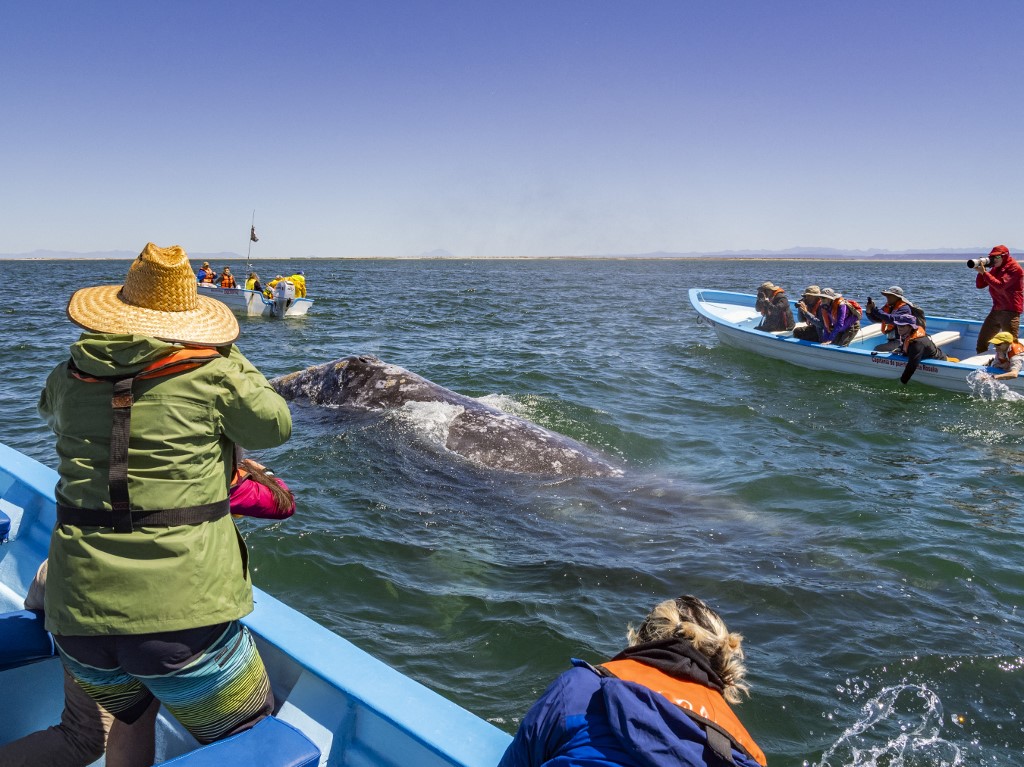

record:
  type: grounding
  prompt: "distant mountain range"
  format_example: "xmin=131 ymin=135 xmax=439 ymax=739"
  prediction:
xmin=0 ymin=247 xmax=1006 ymax=260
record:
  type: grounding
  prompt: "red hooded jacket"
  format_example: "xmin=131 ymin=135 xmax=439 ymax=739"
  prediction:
xmin=976 ymin=254 xmax=1024 ymax=313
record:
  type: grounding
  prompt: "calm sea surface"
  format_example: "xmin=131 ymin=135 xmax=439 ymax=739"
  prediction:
xmin=2 ymin=258 xmax=1021 ymax=767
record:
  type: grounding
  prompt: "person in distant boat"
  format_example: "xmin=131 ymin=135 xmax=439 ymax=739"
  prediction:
xmin=890 ymin=314 xmax=946 ymax=385
xmin=288 ymin=271 xmax=307 ymax=298
xmin=973 ymin=245 xmax=1023 ymax=353
xmin=817 ymin=288 xmax=860 ymax=347
xmin=246 ymin=272 xmax=262 ymax=293
xmin=218 ymin=266 xmax=236 ymax=289
xmin=865 ymin=286 xmax=923 ymax=352
xmin=793 ymin=284 xmax=824 ymax=341
xmin=196 ymin=261 xmax=216 ymax=284
xmin=754 ymin=281 xmax=795 ymax=332
xmin=498 ymin=595 xmax=766 ymax=767
xmin=986 ymin=331 xmax=1024 ymax=380
xmin=37 ymin=244 xmax=291 ymax=754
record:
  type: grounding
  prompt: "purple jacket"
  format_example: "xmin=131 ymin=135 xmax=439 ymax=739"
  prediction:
xmin=820 ymin=300 xmax=856 ymax=343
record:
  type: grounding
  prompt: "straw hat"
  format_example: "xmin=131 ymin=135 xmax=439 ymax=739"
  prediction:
xmin=66 ymin=243 xmax=240 ymax=347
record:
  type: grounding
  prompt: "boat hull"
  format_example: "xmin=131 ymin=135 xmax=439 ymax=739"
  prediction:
xmin=0 ymin=442 xmax=509 ymax=765
xmin=688 ymin=289 xmax=1023 ymax=395
xmin=199 ymin=285 xmax=314 ymax=318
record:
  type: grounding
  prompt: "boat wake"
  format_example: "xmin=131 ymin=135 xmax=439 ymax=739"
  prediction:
xmin=814 ymin=684 xmax=964 ymax=767
xmin=966 ymin=370 xmax=1024 ymax=401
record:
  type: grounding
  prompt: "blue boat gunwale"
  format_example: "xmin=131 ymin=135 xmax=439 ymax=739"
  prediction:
xmin=0 ymin=441 xmax=511 ymax=766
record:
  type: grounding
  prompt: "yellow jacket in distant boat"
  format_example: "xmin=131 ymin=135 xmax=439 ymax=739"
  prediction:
xmin=288 ymin=274 xmax=306 ymax=297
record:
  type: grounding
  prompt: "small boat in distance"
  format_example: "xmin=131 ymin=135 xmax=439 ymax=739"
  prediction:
xmin=689 ymin=289 xmax=1023 ymax=395
xmin=199 ymin=281 xmax=313 ymax=318
xmin=0 ymin=441 xmax=510 ymax=765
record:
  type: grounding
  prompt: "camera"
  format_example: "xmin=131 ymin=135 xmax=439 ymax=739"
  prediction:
xmin=967 ymin=257 xmax=991 ymax=269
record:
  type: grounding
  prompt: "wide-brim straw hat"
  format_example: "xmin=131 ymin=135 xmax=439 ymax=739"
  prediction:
xmin=66 ymin=243 xmax=239 ymax=347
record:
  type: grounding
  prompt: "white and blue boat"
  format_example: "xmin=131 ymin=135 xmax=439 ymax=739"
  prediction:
xmin=689 ymin=288 xmax=1024 ymax=394
xmin=199 ymin=283 xmax=313 ymax=318
xmin=0 ymin=441 xmax=510 ymax=766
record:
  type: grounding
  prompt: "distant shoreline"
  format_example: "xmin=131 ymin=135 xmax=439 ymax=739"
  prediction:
xmin=0 ymin=256 xmax=971 ymax=263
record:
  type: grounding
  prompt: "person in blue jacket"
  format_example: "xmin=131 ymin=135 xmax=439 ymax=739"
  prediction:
xmin=498 ymin=595 xmax=767 ymax=767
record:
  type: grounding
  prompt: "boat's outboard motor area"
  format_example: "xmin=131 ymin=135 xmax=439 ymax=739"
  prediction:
xmin=272 ymin=279 xmax=296 ymax=317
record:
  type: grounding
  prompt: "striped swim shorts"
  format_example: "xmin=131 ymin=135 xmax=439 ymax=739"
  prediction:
xmin=55 ymin=620 xmax=273 ymax=744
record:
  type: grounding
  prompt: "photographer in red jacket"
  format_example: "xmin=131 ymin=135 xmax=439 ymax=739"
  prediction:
xmin=974 ymin=244 xmax=1024 ymax=353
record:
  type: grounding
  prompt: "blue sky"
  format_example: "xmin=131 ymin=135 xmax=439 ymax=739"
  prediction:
xmin=2 ymin=1 xmax=1023 ymax=258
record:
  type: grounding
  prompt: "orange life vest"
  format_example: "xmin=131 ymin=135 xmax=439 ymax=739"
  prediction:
xmin=220 ymin=273 xmax=236 ymax=288
xmin=996 ymin=342 xmax=1024 ymax=364
xmin=200 ymin=269 xmax=216 ymax=284
xmin=880 ymin=299 xmax=907 ymax=334
xmin=900 ymin=326 xmax=927 ymax=354
xmin=599 ymin=659 xmax=767 ymax=767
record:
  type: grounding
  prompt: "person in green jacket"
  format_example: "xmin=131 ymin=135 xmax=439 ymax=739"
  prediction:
xmin=37 ymin=243 xmax=292 ymax=756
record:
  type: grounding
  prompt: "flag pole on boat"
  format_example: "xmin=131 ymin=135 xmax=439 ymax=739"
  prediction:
xmin=245 ymin=210 xmax=258 ymax=280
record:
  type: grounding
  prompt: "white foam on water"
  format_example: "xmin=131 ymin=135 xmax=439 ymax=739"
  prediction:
xmin=388 ymin=400 xmax=465 ymax=449
xmin=813 ymin=684 xmax=963 ymax=767
xmin=477 ymin=393 xmax=527 ymax=416
xmin=967 ymin=369 xmax=1024 ymax=401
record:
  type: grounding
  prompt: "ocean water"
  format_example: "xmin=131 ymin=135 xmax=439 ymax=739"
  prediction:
xmin=2 ymin=257 xmax=1021 ymax=767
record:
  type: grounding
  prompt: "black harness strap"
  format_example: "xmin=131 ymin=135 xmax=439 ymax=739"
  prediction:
xmin=57 ymin=500 xmax=230 ymax=533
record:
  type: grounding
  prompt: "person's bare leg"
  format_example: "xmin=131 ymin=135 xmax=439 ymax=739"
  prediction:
xmin=105 ymin=697 xmax=159 ymax=767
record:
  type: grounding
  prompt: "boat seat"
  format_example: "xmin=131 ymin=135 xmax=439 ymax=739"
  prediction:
xmin=930 ymin=331 xmax=961 ymax=347
xmin=957 ymin=354 xmax=994 ymax=367
xmin=159 ymin=716 xmax=320 ymax=767
xmin=853 ymin=323 xmax=884 ymax=342
xmin=0 ymin=609 xmax=56 ymax=672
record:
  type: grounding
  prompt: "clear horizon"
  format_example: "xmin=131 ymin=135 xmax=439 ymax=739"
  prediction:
xmin=3 ymin=2 xmax=1022 ymax=258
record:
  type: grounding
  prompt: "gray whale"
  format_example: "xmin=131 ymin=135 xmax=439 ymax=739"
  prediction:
xmin=271 ymin=355 xmax=622 ymax=478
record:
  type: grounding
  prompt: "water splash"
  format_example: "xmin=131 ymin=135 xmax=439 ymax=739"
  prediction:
xmin=966 ymin=370 xmax=1024 ymax=401
xmin=814 ymin=684 xmax=963 ymax=767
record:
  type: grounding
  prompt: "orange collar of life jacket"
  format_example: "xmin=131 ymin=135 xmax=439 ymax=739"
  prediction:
xmin=901 ymin=326 xmax=926 ymax=353
xmin=599 ymin=659 xmax=767 ymax=766
xmin=69 ymin=347 xmax=223 ymax=384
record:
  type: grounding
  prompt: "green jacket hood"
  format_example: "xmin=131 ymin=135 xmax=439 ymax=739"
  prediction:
xmin=70 ymin=333 xmax=191 ymax=376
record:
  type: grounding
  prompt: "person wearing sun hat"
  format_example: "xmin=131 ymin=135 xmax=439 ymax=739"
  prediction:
xmin=196 ymin=260 xmax=216 ymax=284
xmin=37 ymin=243 xmax=291 ymax=748
xmin=889 ymin=313 xmax=946 ymax=385
xmin=973 ymin=245 xmax=1024 ymax=353
xmin=987 ymin=330 xmax=1024 ymax=380
xmin=754 ymin=280 xmax=795 ymax=332
xmin=793 ymin=284 xmax=825 ymax=341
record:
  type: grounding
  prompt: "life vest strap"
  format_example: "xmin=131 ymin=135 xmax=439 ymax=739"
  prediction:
xmin=64 ymin=349 xmax=225 ymax=533
xmin=57 ymin=499 xmax=230 ymax=534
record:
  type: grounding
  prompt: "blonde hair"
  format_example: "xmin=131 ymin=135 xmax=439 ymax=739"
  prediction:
xmin=626 ymin=595 xmax=750 ymax=704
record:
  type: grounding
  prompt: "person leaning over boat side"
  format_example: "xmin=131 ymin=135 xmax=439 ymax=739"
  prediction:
xmin=890 ymin=314 xmax=946 ymax=385
xmin=754 ymin=281 xmax=795 ymax=332
xmin=245 ymin=271 xmax=262 ymax=293
xmin=817 ymin=288 xmax=860 ymax=347
xmin=218 ymin=265 xmax=236 ymax=289
xmin=37 ymin=243 xmax=291 ymax=753
xmin=973 ymin=245 xmax=1023 ymax=353
xmin=865 ymin=286 xmax=919 ymax=352
xmin=793 ymin=284 xmax=824 ymax=341
xmin=498 ymin=595 xmax=767 ymax=767
xmin=0 ymin=456 xmax=296 ymax=767
xmin=985 ymin=331 xmax=1024 ymax=380
xmin=289 ymin=271 xmax=307 ymax=297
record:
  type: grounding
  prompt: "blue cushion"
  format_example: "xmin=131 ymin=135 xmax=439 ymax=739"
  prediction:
xmin=0 ymin=609 xmax=55 ymax=671
xmin=160 ymin=717 xmax=320 ymax=767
